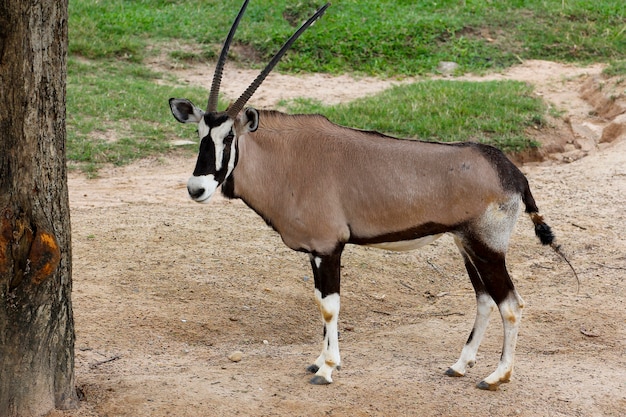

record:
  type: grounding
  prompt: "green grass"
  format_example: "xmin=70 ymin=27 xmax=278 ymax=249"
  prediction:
xmin=66 ymin=58 xmax=209 ymax=174
xmin=603 ymin=60 xmax=626 ymax=77
xmin=283 ymin=80 xmax=544 ymax=152
xmin=66 ymin=0 xmax=624 ymax=173
xmin=69 ymin=0 xmax=625 ymax=75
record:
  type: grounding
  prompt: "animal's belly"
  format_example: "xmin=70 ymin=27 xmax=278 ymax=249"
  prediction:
xmin=366 ymin=234 xmax=443 ymax=252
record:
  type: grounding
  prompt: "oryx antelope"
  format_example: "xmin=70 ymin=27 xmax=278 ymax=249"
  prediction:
xmin=170 ymin=0 xmax=567 ymax=390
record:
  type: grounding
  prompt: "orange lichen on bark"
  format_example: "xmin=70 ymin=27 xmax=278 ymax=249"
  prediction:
xmin=28 ymin=229 xmax=60 ymax=284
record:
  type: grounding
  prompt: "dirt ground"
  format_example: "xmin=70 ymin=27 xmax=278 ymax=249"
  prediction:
xmin=54 ymin=61 xmax=625 ymax=417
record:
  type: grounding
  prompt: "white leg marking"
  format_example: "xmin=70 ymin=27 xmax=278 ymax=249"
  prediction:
xmin=448 ymin=293 xmax=496 ymax=377
xmin=312 ymin=289 xmax=340 ymax=384
xmin=479 ymin=292 xmax=524 ymax=390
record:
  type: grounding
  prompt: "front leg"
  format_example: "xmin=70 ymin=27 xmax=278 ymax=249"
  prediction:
xmin=307 ymin=249 xmax=342 ymax=385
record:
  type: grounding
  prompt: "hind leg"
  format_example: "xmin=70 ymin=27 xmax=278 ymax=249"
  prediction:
xmin=452 ymin=237 xmax=525 ymax=390
xmin=445 ymin=247 xmax=497 ymax=378
xmin=478 ymin=289 xmax=524 ymax=390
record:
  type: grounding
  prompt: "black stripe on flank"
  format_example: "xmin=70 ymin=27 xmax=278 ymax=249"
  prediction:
xmin=348 ymin=222 xmax=463 ymax=246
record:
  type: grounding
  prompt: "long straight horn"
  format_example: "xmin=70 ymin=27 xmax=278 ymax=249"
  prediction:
xmin=227 ymin=3 xmax=330 ymax=118
xmin=207 ymin=0 xmax=251 ymax=112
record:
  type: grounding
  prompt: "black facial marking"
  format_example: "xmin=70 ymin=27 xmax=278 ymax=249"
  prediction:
xmin=214 ymin=133 xmax=235 ymax=184
xmin=192 ymin=112 xmax=238 ymax=182
xmin=193 ymin=135 xmax=216 ymax=177
xmin=221 ymin=166 xmax=236 ymax=198
xmin=205 ymin=112 xmax=230 ymax=128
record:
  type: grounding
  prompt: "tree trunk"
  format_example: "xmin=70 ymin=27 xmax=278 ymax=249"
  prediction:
xmin=0 ymin=0 xmax=77 ymax=415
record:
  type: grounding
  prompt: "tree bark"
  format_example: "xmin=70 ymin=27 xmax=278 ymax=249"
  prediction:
xmin=0 ymin=0 xmax=77 ymax=415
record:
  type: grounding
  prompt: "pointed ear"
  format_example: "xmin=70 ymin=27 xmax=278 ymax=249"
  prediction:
xmin=169 ymin=98 xmax=205 ymax=124
xmin=241 ymin=107 xmax=259 ymax=132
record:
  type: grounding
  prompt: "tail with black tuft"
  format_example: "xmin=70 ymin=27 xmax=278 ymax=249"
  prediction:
xmin=522 ymin=182 xmax=554 ymax=246
xmin=530 ymin=212 xmax=555 ymax=246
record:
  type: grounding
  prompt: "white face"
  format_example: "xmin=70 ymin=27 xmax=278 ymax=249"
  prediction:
xmin=186 ymin=115 xmax=237 ymax=203
xmin=170 ymin=98 xmax=258 ymax=203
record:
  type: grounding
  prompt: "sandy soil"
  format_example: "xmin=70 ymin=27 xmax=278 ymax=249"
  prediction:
xmin=54 ymin=61 xmax=625 ymax=417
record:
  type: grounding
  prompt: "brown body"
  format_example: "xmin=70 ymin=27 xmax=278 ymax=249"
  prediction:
xmin=227 ymin=111 xmax=530 ymax=254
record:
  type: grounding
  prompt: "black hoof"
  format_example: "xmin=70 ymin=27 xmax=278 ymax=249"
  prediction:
xmin=476 ymin=380 xmax=499 ymax=391
xmin=306 ymin=364 xmax=319 ymax=374
xmin=445 ymin=368 xmax=463 ymax=377
xmin=310 ymin=375 xmax=331 ymax=385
